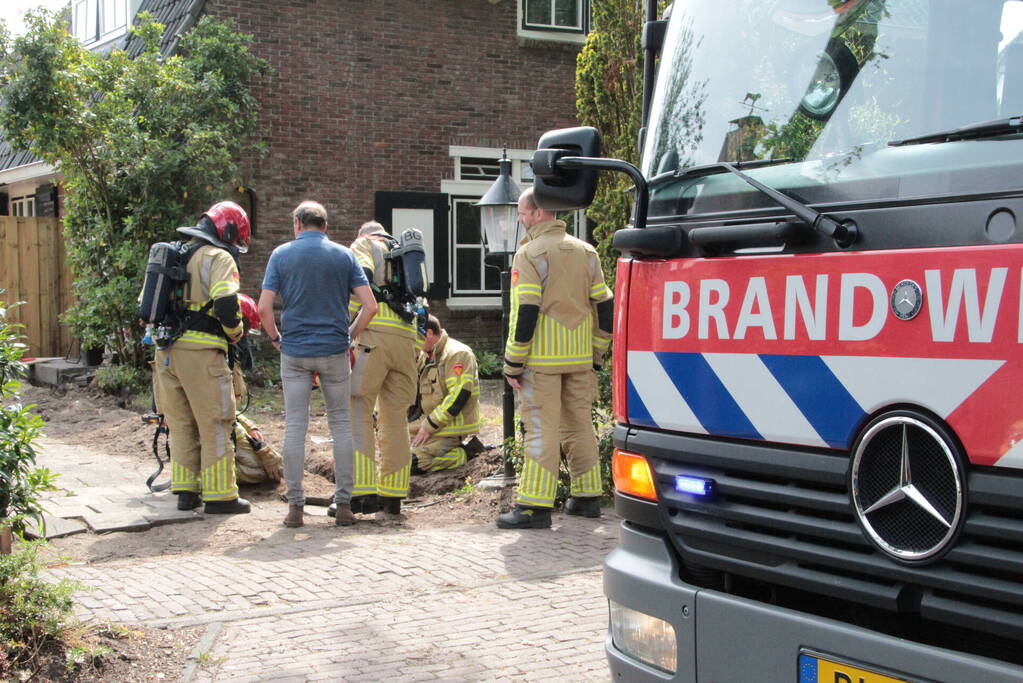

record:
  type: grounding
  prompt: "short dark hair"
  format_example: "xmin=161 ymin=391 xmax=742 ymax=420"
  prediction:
xmin=293 ymin=201 xmax=327 ymax=229
xmin=425 ymin=314 xmax=442 ymax=335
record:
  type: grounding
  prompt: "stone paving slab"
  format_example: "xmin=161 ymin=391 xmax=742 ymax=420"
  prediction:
xmin=24 ymin=513 xmax=89 ymax=540
xmin=35 ymin=438 xmax=204 ymax=534
xmin=81 ymin=512 xmax=152 ymax=534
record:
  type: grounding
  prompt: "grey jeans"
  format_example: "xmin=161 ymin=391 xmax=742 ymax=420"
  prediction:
xmin=280 ymin=352 xmax=353 ymax=506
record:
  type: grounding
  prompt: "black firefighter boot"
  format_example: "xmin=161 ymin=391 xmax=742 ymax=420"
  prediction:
xmin=330 ymin=494 xmax=379 ymax=517
xmin=204 ymin=497 xmax=251 ymax=514
xmin=496 ymin=505 xmax=552 ymax=530
xmin=565 ymin=496 xmax=602 ymax=518
xmin=176 ymin=491 xmax=201 ymax=511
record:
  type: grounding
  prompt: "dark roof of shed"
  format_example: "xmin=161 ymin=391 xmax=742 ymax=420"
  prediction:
xmin=0 ymin=0 xmax=206 ymax=174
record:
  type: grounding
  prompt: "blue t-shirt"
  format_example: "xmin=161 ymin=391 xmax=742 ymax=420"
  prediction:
xmin=261 ymin=231 xmax=369 ymax=358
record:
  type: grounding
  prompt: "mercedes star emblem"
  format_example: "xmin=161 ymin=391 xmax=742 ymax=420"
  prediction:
xmin=851 ymin=415 xmax=964 ymax=563
xmin=890 ymin=279 xmax=923 ymax=320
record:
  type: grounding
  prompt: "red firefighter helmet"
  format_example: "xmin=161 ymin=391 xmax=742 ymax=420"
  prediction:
xmin=238 ymin=293 xmax=260 ymax=331
xmin=177 ymin=201 xmax=251 ymax=253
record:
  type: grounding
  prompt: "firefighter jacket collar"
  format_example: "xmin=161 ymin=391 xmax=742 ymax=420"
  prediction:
xmin=427 ymin=331 xmax=450 ymax=362
xmin=522 ymin=219 xmax=567 ymax=245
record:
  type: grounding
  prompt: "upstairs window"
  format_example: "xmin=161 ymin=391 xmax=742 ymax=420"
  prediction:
xmin=73 ymin=0 xmax=130 ymax=47
xmin=523 ymin=0 xmax=586 ymax=32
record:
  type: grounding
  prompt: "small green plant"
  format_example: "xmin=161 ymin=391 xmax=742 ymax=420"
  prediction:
xmin=452 ymin=480 xmax=475 ymax=496
xmin=0 ymin=542 xmax=78 ymax=678
xmin=474 ymin=348 xmax=502 ymax=379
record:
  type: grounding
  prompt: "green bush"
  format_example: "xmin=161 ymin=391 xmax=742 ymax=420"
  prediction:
xmin=474 ymin=349 xmax=502 ymax=379
xmin=94 ymin=363 xmax=149 ymax=397
xmin=0 ymin=298 xmax=56 ymax=537
xmin=0 ymin=542 xmax=78 ymax=678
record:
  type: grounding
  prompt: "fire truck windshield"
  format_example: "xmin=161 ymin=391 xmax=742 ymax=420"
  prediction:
xmin=644 ymin=0 xmax=1023 ymax=218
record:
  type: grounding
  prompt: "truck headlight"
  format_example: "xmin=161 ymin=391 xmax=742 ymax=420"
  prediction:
xmin=609 ymin=601 xmax=677 ymax=674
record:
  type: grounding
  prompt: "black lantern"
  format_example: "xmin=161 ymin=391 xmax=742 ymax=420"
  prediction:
xmin=475 ymin=150 xmax=523 ymax=255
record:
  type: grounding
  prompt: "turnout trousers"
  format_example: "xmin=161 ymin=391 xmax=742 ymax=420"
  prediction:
xmin=154 ymin=346 xmax=238 ymax=502
xmin=350 ymin=329 xmax=417 ymax=499
xmin=414 ymin=434 xmax=467 ymax=472
xmin=515 ymin=368 xmax=603 ymax=508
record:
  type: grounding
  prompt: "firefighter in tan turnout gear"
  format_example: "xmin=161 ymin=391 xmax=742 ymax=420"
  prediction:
xmin=154 ymin=201 xmax=253 ymax=514
xmin=410 ymin=315 xmax=480 ymax=473
xmin=344 ymin=221 xmax=420 ymax=520
xmin=497 ymin=188 xmax=613 ymax=529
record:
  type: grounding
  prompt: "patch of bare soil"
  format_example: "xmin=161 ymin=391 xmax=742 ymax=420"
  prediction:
xmin=18 ymin=624 xmax=202 ymax=683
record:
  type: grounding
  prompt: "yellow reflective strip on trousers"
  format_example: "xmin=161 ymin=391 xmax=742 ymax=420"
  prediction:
xmin=432 ymin=447 xmax=466 ymax=470
xmin=172 ymin=462 xmax=199 ymax=491
xmin=571 ymin=462 xmax=603 ymax=496
xmin=379 ymin=465 xmax=410 ymax=497
xmin=517 ymin=458 xmax=556 ymax=507
xmin=353 ymin=450 xmax=377 ymax=495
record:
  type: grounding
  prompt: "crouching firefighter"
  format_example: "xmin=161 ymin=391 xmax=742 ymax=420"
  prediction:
xmin=496 ymin=188 xmax=614 ymax=530
xmin=139 ymin=201 xmax=254 ymax=514
xmin=409 ymin=315 xmax=481 ymax=473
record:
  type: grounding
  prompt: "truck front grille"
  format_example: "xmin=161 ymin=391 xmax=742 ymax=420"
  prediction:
xmin=629 ymin=428 xmax=1023 ymax=643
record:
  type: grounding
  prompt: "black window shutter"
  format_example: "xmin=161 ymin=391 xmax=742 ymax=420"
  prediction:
xmin=374 ymin=191 xmax=450 ymax=300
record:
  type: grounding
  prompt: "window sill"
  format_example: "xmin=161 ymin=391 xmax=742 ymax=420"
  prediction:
xmin=516 ymin=28 xmax=586 ymax=46
xmin=444 ymin=297 xmax=503 ymax=310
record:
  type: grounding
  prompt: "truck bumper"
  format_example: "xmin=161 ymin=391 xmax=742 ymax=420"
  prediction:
xmin=604 ymin=522 xmax=1022 ymax=682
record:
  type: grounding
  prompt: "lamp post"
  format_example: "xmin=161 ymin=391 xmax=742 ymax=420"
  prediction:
xmin=475 ymin=150 xmax=524 ymax=480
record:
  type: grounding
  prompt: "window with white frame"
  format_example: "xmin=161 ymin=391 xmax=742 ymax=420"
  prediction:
xmin=520 ymin=0 xmax=588 ymax=37
xmin=442 ymin=147 xmax=586 ymax=301
xmin=73 ymin=0 xmax=130 ymax=46
xmin=10 ymin=196 xmax=36 ymax=217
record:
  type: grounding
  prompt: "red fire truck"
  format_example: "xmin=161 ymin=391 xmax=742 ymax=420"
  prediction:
xmin=532 ymin=0 xmax=1023 ymax=680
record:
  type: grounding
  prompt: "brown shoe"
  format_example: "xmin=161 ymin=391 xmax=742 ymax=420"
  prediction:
xmin=334 ymin=503 xmax=355 ymax=526
xmin=283 ymin=504 xmax=304 ymax=528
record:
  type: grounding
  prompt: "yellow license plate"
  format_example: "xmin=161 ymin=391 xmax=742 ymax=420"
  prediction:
xmin=799 ymin=651 xmax=914 ymax=683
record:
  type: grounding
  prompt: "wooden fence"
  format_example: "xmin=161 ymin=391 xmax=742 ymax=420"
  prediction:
xmin=0 ymin=217 xmax=74 ymax=358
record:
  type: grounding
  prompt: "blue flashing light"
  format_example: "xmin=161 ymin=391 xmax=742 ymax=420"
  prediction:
xmin=675 ymin=475 xmax=714 ymax=496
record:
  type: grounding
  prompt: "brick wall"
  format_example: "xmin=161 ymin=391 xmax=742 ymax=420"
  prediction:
xmin=202 ymin=0 xmax=579 ymax=347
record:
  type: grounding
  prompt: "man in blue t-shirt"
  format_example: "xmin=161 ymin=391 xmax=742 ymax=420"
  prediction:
xmin=258 ymin=201 xmax=377 ymax=528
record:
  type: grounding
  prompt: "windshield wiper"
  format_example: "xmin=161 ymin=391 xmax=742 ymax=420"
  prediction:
xmin=649 ymin=157 xmax=793 ymax=187
xmin=650 ymin=158 xmax=856 ymax=246
xmin=889 ymin=116 xmax=1023 ymax=147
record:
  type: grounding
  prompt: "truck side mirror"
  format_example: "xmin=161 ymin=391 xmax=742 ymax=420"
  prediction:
xmin=531 ymin=126 xmax=602 ymax=211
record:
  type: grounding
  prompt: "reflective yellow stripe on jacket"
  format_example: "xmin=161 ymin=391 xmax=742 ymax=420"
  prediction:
xmin=429 ymin=374 xmax=480 ymax=436
xmin=350 ymin=299 xmax=420 ymax=347
xmin=179 ymin=302 xmax=229 ymax=351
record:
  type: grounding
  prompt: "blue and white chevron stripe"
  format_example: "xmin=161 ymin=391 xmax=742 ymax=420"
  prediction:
xmin=626 ymin=351 xmax=1003 ymax=449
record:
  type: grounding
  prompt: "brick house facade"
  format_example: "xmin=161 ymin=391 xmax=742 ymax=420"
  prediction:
xmin=0 ymin=0 xmax=584 ymax=353
xmin=205 ymin=0 xmax=583 ymax=352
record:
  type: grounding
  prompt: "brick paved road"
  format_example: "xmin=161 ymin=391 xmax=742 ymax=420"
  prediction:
xmin=42 ymin=441 xmax=619 ymax=681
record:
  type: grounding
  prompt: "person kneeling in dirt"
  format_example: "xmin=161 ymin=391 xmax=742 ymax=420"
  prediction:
xmin=409 ymin=315 xmax=481 ymax=474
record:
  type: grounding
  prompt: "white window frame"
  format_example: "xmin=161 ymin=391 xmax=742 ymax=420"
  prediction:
xmin=517 ymin=0 xmax=588 ymax=44
xmin=10 ymin=196 xmax=36 ymax=217
xmin=441 ymin=146 xmax=585 ymax=307
xmin=73 ymin=0 xmax=134 ymax=49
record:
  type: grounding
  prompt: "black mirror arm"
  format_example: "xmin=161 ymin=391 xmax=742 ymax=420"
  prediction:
xmin=554 ymin=156 xmax=649 ymax=231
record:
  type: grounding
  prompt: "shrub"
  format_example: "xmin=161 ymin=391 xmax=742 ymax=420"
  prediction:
xmin=94 ymin=363 xmax=149 ymax=398
xmin=0 ymin=542 xmax=78 ymax=678
xmin=474 ymin=349 xmax=502 ymax=380
xmin=0 ymin=298 xmax=56 ymax=538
